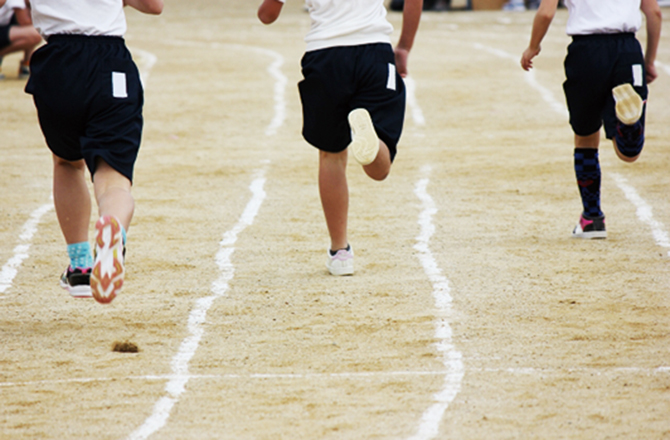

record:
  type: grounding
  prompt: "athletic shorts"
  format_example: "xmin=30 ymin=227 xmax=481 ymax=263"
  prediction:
xmin=25 ymin=34 xmax=144 ymax=182
xmin=298 ymin=43 xmax=405 ymax=161
xmin=563 ymin=33 xmax=647 ymax=139
xmin=0 ymin=16 xmax=18 ymax=50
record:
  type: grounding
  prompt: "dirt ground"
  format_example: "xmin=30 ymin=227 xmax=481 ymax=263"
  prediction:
xmin=1 ymin=1 xmax=669 ymax=439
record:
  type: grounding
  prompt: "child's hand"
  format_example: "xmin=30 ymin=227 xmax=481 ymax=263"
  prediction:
xmin=521 ymin=46 xmax=540 ymax=71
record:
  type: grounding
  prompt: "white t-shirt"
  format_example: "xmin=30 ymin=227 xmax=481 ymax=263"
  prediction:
xmin=564 ymin=0 xmax=641 ymax=35
xmin=30 ymin=0 xmax=126 ymax=38
xmin=0 ymin=0 xmax=26 ymax=26
xmin=299 ymin=0 xmax=393 ymax=52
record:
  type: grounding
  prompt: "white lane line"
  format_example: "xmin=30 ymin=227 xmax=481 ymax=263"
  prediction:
xmin=131 ymin=48 xmax=158 ymax=86
xmin=475 ymin=42 xmax=670 ymax=254
xmin=404 ymin=75 xmax=426 ymax=127
xmin=4 ymin=366 xmax=669 ymax=388
xmin=409 ymin=165 xmax=464 ymax=440
xmin=612 ymin=173 xmax=670 ymax=257
xmin=473 ymin=42 xmax=568 ymax=118
xmin=656 ymin=61 xmax=670 ymax=77
xmin=127 ymin=169 xmax=267 ymax=440
xmin=167 ymin=40 xmax=287 ymax=136
xmin=0 ymin=203 xmax=53 ymax=295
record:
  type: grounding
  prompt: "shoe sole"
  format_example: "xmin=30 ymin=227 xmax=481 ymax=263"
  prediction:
xmin=572 ymin=230 xmax=607 ymax=240
xmin=91 ymin=216 xmax=125 ymax=304
xmin=348 ymin=109 xmax=379 ymax=166
xmin=59 ymin=279 xmax=93 ymax=298
xmin=613 ymin=84 xmax=644 ymax=125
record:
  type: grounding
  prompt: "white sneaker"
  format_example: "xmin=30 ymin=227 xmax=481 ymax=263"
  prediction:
xmin=348 ymin=109 xmax=379 ymax=166
xmin=91 ymin=215 xmax=125 ymax=304
xmin=326 ymin=246 xmax=354 ymax=276
xmin=613 ymin=83 xmax=644 ymax=126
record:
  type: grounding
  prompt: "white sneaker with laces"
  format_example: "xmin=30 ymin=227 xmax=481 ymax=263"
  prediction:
xmin=326 ymin=246 xmax=354 ymax=276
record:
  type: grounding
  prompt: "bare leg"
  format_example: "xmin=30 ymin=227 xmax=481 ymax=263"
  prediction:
xmin=52 ymin=155 xmax=91 ymax=245
xmin=319 ymin=149 xmax=348 ymax=251
xmin=362 ymin=141 xmax=391 ymax=181
xmin=93 ymin=158 xmax=134 ymax=232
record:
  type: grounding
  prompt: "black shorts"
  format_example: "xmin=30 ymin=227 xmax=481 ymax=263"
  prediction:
xmin=25 ymin=34 xmax=144 ymax=182
xmin=0 ymin=15 xmax=17 ymax=50
xmin=563 ymin=33 xmax=647 ymax=139
xmin=298 ymin=43 xmax=405 ymax=161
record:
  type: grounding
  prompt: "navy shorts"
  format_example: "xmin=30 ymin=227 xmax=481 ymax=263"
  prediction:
xmin=563 ymin=33 xmax=647 ymax=139
xmin=298 ymin=43 xmax=405 ymax=161
xmin=25 ymin=35 xmax=144 ymax=182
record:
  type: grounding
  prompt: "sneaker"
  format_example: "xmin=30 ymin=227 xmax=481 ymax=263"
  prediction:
xmin=572 ymin=214 xmax=607 ymax=239
xmin=91 ymin=215 xmax=125 ymax=304
xmin=326 ymin=246 xmax=354 ymax=276
xmin=613 ymin=83 xmax=644 ymax=126
xmin=18 ymin=62 xmax=29 ymax=80
xmin=348 ymin=108 xmax=379 ymax=166
xmin=59 ymin=266 xmax=93 ymax=298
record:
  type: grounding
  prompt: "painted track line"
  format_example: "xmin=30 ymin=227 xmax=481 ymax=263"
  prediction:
xmin=127 ymin=169 xmax=267 ymax=440
xmin=475 ymin=42 xmax=670 ymax=255
xmin=409 ymin=166 xmax=464 ymax=440
xmin=0 ymin=203 xmax=53 ymax=295
xmin=4 ymin=366 xmax=669 ymax=389
xmin=612 ymin=173 xmax=670 ymax=257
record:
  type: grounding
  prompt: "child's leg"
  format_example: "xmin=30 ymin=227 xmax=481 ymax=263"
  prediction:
xmin=362 ymin=142 xmax=391 ymax=181
xmin=90 ymin=158 xmax=132 ymax=304
xmin=93 ymin=158 xmax=134 ymax=233
xmin=319 ymin=149 xmax=349 ymax=251
xmin=612 ymin=84 xmax=645 ymax=163
xmin=573 ymin=133 xmax=603 ymax=218
xmin=52 ymin=155 xmax=91 ymax=245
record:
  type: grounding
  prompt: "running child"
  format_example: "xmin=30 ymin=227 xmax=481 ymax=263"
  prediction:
xmin=521 ymin=0 xmax=662 ymax=239
xmin=25 ymin=0 xmax=164 ymax=303
xmin=258 ymin=0 xmax=423 ymax=275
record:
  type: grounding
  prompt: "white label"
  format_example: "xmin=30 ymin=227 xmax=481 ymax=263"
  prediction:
xmin=632 ymin=64 xmax=643 ymax=87
xmin=112 ymin=71 xmax=128 ymax=99
xmin=386 ymin=63 xmax=396 ymax=91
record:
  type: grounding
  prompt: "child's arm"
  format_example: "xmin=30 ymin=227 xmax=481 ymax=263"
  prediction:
xmin=123 ymin=0 xmax=164 ymax=15
xmin=14 ymin=5 xmax=33 ymax=25
xmin=640 ymin=0 xmax=662 ymax=84
xmin=0 ymin=0 xmax=6 ymax=8
xmin=521 ymin=0 xmax=559 ymax=71
xmin=394 ymin=0 xmax=422 ymax=78
xmin=258 ymin=0 xmax=284 ymax=25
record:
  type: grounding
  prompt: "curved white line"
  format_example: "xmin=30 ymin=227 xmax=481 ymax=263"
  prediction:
xmin=404 ymin=75 xmax=426 ymax=126
xmin=656 ymin=61 xmax=670 ymax=77
xmin=611 ymin=173 xmax=670 ymax=256
xmin=0 ymin=203 xmax=53 ymax=295
xmin=127 ymin=169 xmax=267 ymax=440
xmin=166 ymin=40 xmax=287 ymax=137
xmin=408 ymin=165 xmax=464 ymax=440
xmin=131 ymin=48 xmax=158 ymax=86
xmin=473 ymin=43 xmax=568 ymax=118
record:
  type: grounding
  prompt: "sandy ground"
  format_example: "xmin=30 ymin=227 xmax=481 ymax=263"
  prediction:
xmin=1 ymin=1 xmax=669 ymax=439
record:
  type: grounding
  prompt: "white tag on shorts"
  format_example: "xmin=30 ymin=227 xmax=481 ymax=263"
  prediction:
xmin=386 ymin=63 xmax=396 ymax=91
xmin=112 ymin=71 xmax=128 ymax=99
xmin=632 ymin=64 xmax=643 ymax=87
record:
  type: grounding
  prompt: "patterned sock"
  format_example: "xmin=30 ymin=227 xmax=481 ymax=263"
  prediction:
xmin=615 ymin=120 xmax=645 ymax=158
xmin=67 ymin=241 xmax=93 ymax=269
xmin=574 ymin=148 xmax=603 ymax=218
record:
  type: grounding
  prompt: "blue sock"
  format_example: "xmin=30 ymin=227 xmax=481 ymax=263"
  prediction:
xmin=615 ymin=120 xmax=645 ymax=158
xmin=121 ymin=226 xmax=127 ymax=245
xmin=574 ymin=148 xmax=603 ymax=218
xmin=67 ymin=242 xmax=93 ymax=269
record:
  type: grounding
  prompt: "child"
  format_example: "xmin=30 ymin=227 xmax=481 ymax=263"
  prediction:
xmin=521 ymin=0 xmax=662 ymax=239
xmin=0 ymin=0 xmax=41 ymax=79
xmin=25 ymin=0 xmax=163 ymax=303
xmin=258 ymin=0 xmax=423 ymax=275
